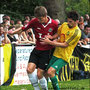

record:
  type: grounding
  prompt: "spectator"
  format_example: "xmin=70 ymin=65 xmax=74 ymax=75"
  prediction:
xmin=15 ymin=20 xmax=23 ymax=29
xmin=78 ymin=16 xmax=84 ymax=30
xmin=79 ymin=16 xmax=84 ymax=25
xmin=2 ymin=15 xmax=11 ymax=26
xmin=84 ymin=14 xmax=90 ymax=25
xmin=84 ymin=25 xmax=90 ymax=40
xmin=8 ymin=25 xmax=19 ymax=43
xmin=0 ymin=24 xmax=10 ymax=45
xmin=78 ymin=25 xmax=90 ymax=46
xmin=10 ymin=20 xmax=15 ymax=26
xmin=25 ymin=16 xmax=30 ymax=21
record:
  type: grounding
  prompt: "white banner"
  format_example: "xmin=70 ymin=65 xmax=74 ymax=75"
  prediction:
xmin=13 ymin=45 xmax=35 ymax=85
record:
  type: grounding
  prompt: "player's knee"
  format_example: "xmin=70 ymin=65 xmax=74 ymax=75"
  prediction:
xmin=27 ymin=67 xmax=35 ymax=74
xmin=47 ymin=70 xmax=52 ymax=77
xmin=37 ymin=72 xmax=43 ymax=79
xmin=47 ymin=68 xmax=55 ymax=77
xmin=27 ymin=63 xmax=36 ymax=74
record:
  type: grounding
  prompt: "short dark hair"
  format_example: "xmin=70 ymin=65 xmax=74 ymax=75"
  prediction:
xmin=34 ymin=6 xmax=47 ymax=17
xmin=67 ymin=11 xmax=79 ymax=21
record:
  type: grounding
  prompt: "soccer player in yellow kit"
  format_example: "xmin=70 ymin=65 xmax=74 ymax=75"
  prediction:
xmin=41 ymin=11 xmax=81 ymax=90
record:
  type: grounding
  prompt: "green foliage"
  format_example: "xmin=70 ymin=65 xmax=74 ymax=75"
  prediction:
xmin=65 ymin=0 xmax=90 ymax=16
xmin=0 ymin=0 xmax=89 ymax=22
xmin=0 ymin=0 xmax=44 ymax=22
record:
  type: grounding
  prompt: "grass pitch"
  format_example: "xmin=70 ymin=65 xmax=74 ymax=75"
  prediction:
xmin=0 ymin=79 xmax=90 ymax=90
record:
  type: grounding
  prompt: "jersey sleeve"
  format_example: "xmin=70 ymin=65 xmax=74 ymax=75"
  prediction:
xmin=53 ymin=21 xmax=58 ymax=34
xmin=66 ymin=29 xmax=81 ymax=45
xmin=22 ymin=18 xmax=36 ymax=31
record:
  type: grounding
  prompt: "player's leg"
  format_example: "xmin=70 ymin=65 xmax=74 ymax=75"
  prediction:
xmin=47 ymin=57 xmax=59 ymax=90
xmin=37 ymin=68 xmax=48 ymax=90
xmin=37 ymin=49 xmax=54 ymax=90
xmin=27 ymin=63 xmax=40 ymax=90
xmin=48 ymin=67 xmax=60 ymax=90
xmin=44 ymin=72 xmax=49 ymax=87
xmin=47 ymin=56 xmax=68 ymax=90
xmin=27 ymin=48 xmax=40 ymax=90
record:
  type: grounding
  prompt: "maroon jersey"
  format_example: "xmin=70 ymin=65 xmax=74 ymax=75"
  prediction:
xmin=22 ymin=16 xmax=58 ymax=50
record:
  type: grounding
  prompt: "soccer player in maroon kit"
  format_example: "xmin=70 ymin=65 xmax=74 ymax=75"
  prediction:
xmin=10 ymin=6 xmax=58 ymax=90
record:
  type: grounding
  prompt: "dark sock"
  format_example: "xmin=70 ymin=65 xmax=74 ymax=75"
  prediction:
xmin=50 ymin=75 xmax=60 ymax=90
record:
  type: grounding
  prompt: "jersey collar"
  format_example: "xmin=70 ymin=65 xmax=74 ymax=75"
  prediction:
xmin=42 ymin=16 xmax=52 ymax=28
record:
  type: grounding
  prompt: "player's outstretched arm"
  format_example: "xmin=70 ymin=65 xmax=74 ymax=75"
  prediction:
xmin=8 ymin=27 xmax=22 ymax=35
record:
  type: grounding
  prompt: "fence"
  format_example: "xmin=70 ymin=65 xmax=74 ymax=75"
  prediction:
xmin=0 ymin=44 xmax=90 ymax=86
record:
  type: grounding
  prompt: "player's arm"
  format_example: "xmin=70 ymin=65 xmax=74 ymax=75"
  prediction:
xmin=41 ymin=37 xmax=69 ymax=48
xmin=45 ymin=33 xmax=59 ymax=40
xmin=51 ymin=33 xmax=59 ymax=40
xmin=9 ymin=19 xmax=34 ymax=35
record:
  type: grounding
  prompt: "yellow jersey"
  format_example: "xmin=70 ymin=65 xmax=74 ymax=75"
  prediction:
xmin=53 ymin=22 xmax=81 ymax=62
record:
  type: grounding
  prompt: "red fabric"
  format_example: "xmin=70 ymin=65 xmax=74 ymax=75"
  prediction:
xmin=23 ymin=17 xmax=58 ymax=50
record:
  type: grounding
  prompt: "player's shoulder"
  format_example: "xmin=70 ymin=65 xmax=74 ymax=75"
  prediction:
xmin=51 ymin=19 xmax=58 ymax=24
xmin=74 ymin=26 xmax=81 ymax=38
xmin=29 ymin=18 xmax=39 ymax=25
xmin=75 ymin=26 xmax=81 ymax=33
xmin=58 ymin=22 xmax=68 ymax=28
xmin=51 ymin=19 xmax=58 ymax=27
xmin=30 ymin=18 xmax=38 ymax=22
xmin=62 ymin=22 xmax=68 ymax=26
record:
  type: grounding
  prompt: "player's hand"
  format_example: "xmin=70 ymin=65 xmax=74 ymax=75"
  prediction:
xmin=45 ymin=35 xmax=52 ymax=40
xmin=40 ymin=37 xmax=51 ymax=44
xmin=40 ymin=41 xmax=48 ymax=45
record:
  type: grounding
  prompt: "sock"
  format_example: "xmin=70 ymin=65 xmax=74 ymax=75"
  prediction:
xmin=39 ymin=76 xmax=48 ymax=90
xmin=50 ymin=75 xmax=60 ymax=90
xmin=28 ymin=69 xmax=40 ymax=90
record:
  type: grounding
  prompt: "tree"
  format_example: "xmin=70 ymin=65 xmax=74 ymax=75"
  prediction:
xmin=43 ymin=0 xmax=66 ymax=23
xmin=0 ymin=0 xmax=89 ymax=23
xmin=0 ymin=0 xmax=43 ymax=22
xmin=65 ymin=0 xmax=90 ymax=16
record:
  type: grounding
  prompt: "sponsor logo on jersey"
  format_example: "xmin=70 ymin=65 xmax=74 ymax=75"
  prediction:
xmin=55 ymin=66 xmax=58 ymax=68
xmin=67 ymin=31 xmax=70 ymax=35
xmin=48 ymin=28 xmax=53 ymax=32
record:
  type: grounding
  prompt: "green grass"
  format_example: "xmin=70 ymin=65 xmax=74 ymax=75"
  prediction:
xmin=0 ymin=79 xmax=90 ymax=90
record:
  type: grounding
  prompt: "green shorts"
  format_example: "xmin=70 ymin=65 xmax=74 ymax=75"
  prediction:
xmin=47 ymin=56 xmax=68 ymax=74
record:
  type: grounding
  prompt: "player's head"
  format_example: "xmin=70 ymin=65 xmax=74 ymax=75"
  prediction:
xmin=34 ymin=6 xmax=48 ymax=23
xmin=67 ymin=11 xmax=79 ymax=28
